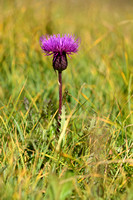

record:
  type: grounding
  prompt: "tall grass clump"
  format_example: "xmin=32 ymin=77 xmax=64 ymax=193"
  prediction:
xmin=0 ymin=0 xmax=133 ymax=199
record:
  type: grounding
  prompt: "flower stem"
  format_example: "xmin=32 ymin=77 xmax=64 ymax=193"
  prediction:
xmin=57 ymin=71 xmax=62 ymax=133
xmin=58 ymin=71 xmax=62 ymax=117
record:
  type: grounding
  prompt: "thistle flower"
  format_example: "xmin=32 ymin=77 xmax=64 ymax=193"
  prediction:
xmin=40 ymin=34 xmax=80 ymax=131
xmin=40 ymin=34 xmax=79 ymax=72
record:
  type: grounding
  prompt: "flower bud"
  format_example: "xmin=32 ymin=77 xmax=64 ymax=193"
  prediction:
xmin=53 ymin=52 xmax=68 ymax=72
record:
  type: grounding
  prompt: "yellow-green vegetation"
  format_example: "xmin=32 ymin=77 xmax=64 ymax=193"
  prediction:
xmin=0 ymin=0 xmax=133 ymax=199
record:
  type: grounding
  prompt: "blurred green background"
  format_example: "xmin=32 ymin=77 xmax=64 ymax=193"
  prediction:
xmin=0 ymin=0 xmax=133 ymax=199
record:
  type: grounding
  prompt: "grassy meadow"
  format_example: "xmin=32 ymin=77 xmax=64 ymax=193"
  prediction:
xmin=0 ymin=0 xmax=133 ymax=199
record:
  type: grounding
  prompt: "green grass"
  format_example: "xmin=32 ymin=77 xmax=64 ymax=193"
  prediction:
xmin=0 ymin=0 xmax=133 ymax=199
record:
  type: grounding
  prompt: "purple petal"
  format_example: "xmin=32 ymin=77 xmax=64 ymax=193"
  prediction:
xmin=40 ymin=34 xmax=80 ymax=56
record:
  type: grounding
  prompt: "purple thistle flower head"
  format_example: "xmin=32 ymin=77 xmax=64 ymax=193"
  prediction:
xmin=40 ymin=34 xmax=80 ymax=72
